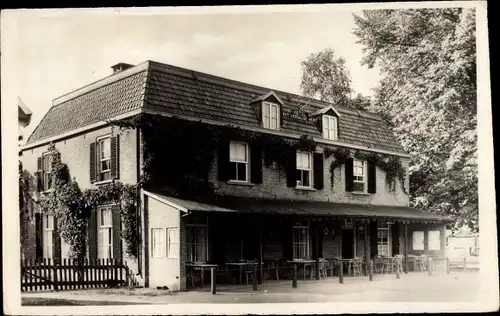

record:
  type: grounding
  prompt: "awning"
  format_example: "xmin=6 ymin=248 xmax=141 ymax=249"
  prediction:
xmin=144 ymin=191 xmax=453 ymax=223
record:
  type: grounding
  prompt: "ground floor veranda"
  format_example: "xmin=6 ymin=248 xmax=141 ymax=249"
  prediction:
xmin=142 ymin=191 xmax=450 ymax=291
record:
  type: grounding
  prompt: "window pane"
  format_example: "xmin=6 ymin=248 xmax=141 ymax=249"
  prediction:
xmin=100 ymin=138 xmax=111 ymax=159
xmin=237 ymin=163 xmax=247 ymax=181
xmin=353 ymin=182 xmax=364 ymax=192
xmin=230 ymin=143 xmax=247 ymax=162
xmin=302 ymin=171 xmax=310 ymax=187
xmin=271 ymin=118 xmax=277 ymax=130
xmin=230 ymin=162 xmax=237 ymax=180
xmin=101 ymin=160 xmax=111 ymax=172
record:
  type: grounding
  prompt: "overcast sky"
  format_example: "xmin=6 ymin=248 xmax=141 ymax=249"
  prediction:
xmin=6 ymin=8 xmax=382 ymax=139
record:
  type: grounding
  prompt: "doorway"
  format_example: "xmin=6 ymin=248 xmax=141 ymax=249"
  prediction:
xmin=341 ymin=229 xmax=354 ymax=259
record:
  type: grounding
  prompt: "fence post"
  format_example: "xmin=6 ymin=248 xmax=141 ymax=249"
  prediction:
xmin=52 ymin=258 xmax=58 ymax=291
xmin=292 ymin=264 xmax=297 ymax=288
xmin=211 ymin=267 xmax=216 ymax=295
xmin=428 ymin=257 xmax=433 ymax=276
xmin=252 ymin=266 xmax=258 ymax=291
xmin=339 ymin=262 xmax=344 ymax=284
xmin=369 ymin=260 xmax=373 ymax=281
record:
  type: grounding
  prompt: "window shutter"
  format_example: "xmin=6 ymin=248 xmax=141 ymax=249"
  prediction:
xmin=282 ymin=221 xmax=293 ymax=260
xmin=88 ymin=209 xmax=98 ymax=260
xmin=392 ymin=224 xmax=400 ymax=255
xmin=250 ymin=143 xmax=263 ymax=184
xmin=89 ymin=142 xmax=97 ymax=183
xmin=112 ymin=205 xmax=122 ymax=261
xmin=35 ymin=213 xmax=43 ymax=259
xmin=367 ymin=162 xmax=377 ymax=193
xmin=217 ymin=141 xmax=230 ymax=181
xmin=111 ymin=135 xmax=120 ymax=179
xmin=254 ymin=102 xmax=263 ymax=123
xmin=345 ymin=158 xmax=354 ymax=192
xmin=36 ymin=157 xmax=43 ymax=192
xmin=286 ymin=151 xmax=297 ymax=187
xmin=370 ymin=221 xmax=378 ymax=259
xmin=279 ymin=105 xmax=284 ymax=127
xmin=313 ymin=153 xmax=324 ymax=190
xmin=53 ymin=217 xmax=62 ymax=264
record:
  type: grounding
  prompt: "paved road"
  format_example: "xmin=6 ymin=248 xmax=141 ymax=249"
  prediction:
xmin=22 ymin=271 xmax=481 ymax=304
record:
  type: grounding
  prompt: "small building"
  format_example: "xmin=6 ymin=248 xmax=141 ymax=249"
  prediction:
xmin=20 ymin=60 xmax=452 ymax=291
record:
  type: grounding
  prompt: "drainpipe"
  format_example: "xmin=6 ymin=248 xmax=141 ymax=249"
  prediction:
xmin=136 ymin=127 xmax=142 ymax=277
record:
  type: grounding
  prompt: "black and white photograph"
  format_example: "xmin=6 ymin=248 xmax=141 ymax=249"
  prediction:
xmin=1 ymin=1 xmax=497 ymax=314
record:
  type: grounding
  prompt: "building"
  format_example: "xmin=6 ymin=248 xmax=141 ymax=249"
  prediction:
xmin=20 ymin=60 xmax=452 ymax=291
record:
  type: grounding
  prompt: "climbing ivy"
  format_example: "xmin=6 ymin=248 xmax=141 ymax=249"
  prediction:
xmin=39 ymin=144 xmax=140 ymax=260
xmin=324 ymin=147 xmax=352 ymax=189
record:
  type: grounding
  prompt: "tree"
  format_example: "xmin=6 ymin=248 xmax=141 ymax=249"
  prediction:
xmin=353 ymin=8 xmax=477 ymax=231
xmin=300 ymin=48 xmax=353 ymax=106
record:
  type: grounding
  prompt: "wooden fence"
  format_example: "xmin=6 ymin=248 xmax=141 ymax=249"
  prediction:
xmin=21 ymin=258 xmax=130 ymax=292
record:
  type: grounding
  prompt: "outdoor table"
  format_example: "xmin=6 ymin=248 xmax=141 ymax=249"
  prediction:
xmin=225 ymin=262 xmax=262 ymax=284
xmin=287 ymin=260 xmax=316 ymax=280
xmin=186 ymin=263 xmax=218 ymax=289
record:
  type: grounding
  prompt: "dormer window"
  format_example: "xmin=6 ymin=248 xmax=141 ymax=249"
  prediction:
xmin=262 ymin=102 xmax=280 ymax=130
xmin=322 ymin=115 xmax=338 ymax=140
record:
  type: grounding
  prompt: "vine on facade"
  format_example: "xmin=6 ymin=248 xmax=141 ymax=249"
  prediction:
xmin=39 ymin=144 xmax=140 ymax=260
xmin=324 ymin=147 xmax=351 ymax=189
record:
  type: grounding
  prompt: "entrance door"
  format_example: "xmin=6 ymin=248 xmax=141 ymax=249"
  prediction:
xmin=341 ymin=229 xmax=354 ymax=259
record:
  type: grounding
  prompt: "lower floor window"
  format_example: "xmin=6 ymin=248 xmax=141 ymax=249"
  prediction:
xmin=167 ymin=228 xmax=179 ymax=258
xmin=43 ymin=214 xmax=54 ymax=259
xmin=186 ymin=225 xmax=209 ymax=262
xmin=293 ymin=222 xmax=310 ymax=259
xmin=377 ymin=222 xmax=391 ymax=256
xmin=98 ymin=207 xmax=113 ymax=259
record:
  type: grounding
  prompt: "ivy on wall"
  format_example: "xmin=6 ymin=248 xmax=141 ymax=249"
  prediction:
xmin=39 ymin=144 xmax=140 ymax=260
xmin=324 ymin=147 xmax=351 ymax=189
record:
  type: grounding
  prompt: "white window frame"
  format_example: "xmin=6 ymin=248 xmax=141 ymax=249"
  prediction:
xmin=377 ymin=222 xmax=391 ymax=256
xmin=229 ymin=141 xmax=249 ymax=182
xmin=186 ymin=224 xmax=209 ymax=263
xmin=428 ymin=230 xmax=441 ymax=251
xmin=262 ymin=102 xmax=280 ymax=130
xmin=292 ymin=220 xmax=310 ymax=259
xmin=97 ymin=135 xmax=112 ymax=182
xmin=98 ymin=206 xmax=113 ymax=259
xmin=353 ymin=159 xmax=366 ymax=192
xmin=322 ymin=115 xmax=338 ymax=140
xmin=151 ymin=228 xmax=166 ymax=258
xmin=43 ymin=214 xmax=54 ymax=259
xmin=167 ymin=227 xmax=179 ymax=258
xmin=296 ymin=151 xmax=312 ymax=188
xmin=412 ymin=231 xmax=425 ymax=250
xmin=42 ymin=153 xmax=53 ymax=191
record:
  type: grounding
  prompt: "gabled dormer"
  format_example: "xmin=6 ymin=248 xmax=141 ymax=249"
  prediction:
xmin=251 ymin=91 xmax=284 ymax=130
xmin=311 ymin=105 xmax=341 ymax=141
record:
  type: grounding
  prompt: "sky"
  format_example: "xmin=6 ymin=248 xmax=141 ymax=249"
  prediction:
xmin=5 ymin=8 xmax=382 ymax=140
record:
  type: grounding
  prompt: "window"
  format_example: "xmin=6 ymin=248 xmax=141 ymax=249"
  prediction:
xmin=412 ymin=231 xmax=424 ymax=250
xmin=97 ymin=137 xmax=111 ymax=182
xmin=43 ymin=214 xmax=54 ymax=259
xmin=151 ymin=228 xmax=166 ymax=258
xmin=428 ymin=230 xmax=441 ymax=250
xmin=98 ymin=207 xmax=113 ymax=259
xmin=229 ymin=142 xmax=248 ymax=182
xmin=353 ymin=159 xmax=365 ymax=192
xmin=293 ymin=220 xmax=310 ymax=259
xmin=296 ymin=151 xmax=312 ymax=188
xmin=167 ymin=228 xmax=179 ymax=258
xmin=186 ymin=225 xmax=209 ymax=262
xmin=322 ymin=115 xmax=338 ymax=140
xmin=42 ymin=154 xmax=53 ymax=191
xmin=377 ymin=222 xmax=391 ymax=256
xmin=262 ymin=102 xmax=280 ymax=130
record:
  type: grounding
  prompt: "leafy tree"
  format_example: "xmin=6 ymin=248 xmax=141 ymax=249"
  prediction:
xmin=353 ymin=8 xmax=477 ymax=231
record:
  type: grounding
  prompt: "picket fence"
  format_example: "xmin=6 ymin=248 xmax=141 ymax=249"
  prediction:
xmin=21 ymin=258 xmax=130 ymax=292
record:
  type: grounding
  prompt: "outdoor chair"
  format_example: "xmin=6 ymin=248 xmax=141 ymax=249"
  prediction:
xmin=243 ymin=269 xmax=254 ymax=286
xmin=351 ymin=259 xmax=363 ymax=276
xmin=417 ymin=255 xmax=428 ymax=271
xmin=324 ymin=258 xmax=335 ymax=277
xmin=393 ymin=255 xmax=404 ymax=273
xmin=310 ymin=259 xmax=327 ymax=280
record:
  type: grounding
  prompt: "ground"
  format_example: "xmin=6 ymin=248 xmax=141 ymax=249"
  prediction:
xmin=22 ymin=270 xmax=480 ymax=305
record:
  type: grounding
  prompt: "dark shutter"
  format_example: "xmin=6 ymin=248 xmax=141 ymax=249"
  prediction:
xmin=217 ymin=141 xmax=230 ymax=181
xmin=88 ymin=209 xmax=98 ymax=260
xmin=279 ymin=105 xmax=284 ymax=127
xmin=282 ymin=220 xmax=293 ymax=260
xmin=286 ymin=151 xmax=297 ymax=187
xmin=345 ymin=158 xmax=354 ymax=192
xmin=53 ymin=217 xmax=62 ymax=264
xmin=111 ymin=135 xmax=120 ymax=179
xmin=36 ymin=157 xmax=43 ymax=192
xmin=392 ymin=223 xmax=400 ymax=255
xmin=250 ymin=143 xmax=263 ymax=184
xmin=35 ymin=213 xmax=43 ymax=259
xmin=367 ymin=161 xmax=377 ymax=193
xmin=89 ymin=142 xmax=97 ymax=183
xmin=370 ymin=221 xmax=378 ymax=259
xmin=313 ymin=153 xmax=324 ymax=190
xmin=112 ymin=205 xmax=122 ymax=261
xmin=254 ymin=102 xmax=263 ymax=123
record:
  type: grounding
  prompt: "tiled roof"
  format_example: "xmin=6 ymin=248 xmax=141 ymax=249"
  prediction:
xmin=26 ymin=60 xmax=406 ymax=155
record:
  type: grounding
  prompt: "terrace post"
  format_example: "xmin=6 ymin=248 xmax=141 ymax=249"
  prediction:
xmin=428 ymin=257 xmax=433 ymax=276
xmin=446 ymin=257 xmax=450 ymax=275
xmin=315 ymin=223 xmax=320 ymax=281
xmin=339 ymin=261 xmax=344 ymax=284
xmin=252 ymin=266 xmax=258 ymax=291
xmin=364 ymin=221 xmax=369 ymax=276
xmin=211 ymin=267 xmax=216 ymax=295
xmin=369 ymin=260 xmax=373 ymax=281
xmin=396 ymin=263 xmax=400 ymax=279
xmin=292 ymin=264 xmax=298 ymax=288
xmin=404 ymin=223 xmax=409 ymax=274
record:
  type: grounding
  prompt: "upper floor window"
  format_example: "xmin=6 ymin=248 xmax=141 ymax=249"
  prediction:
xmin=42 ymin=154 xmax=53 ymax=191
xmin=229 ymin=141 xmax=248 ymax=182
xmin=97 ymin=137 xmax=111 ymax=182
xmin=322 ymin=115 xmax=338 ymax=140
xmin=353 ymin=159 xmax=366 ymax=192
xmin=296 ymin=151 xmax=312 ymax=188
xmin=262 ymin=102 xmax=280 ymax=130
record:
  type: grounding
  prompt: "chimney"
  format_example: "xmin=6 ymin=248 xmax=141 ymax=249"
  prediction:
xmin=111 ymin=62 xmax=134 ymax=74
